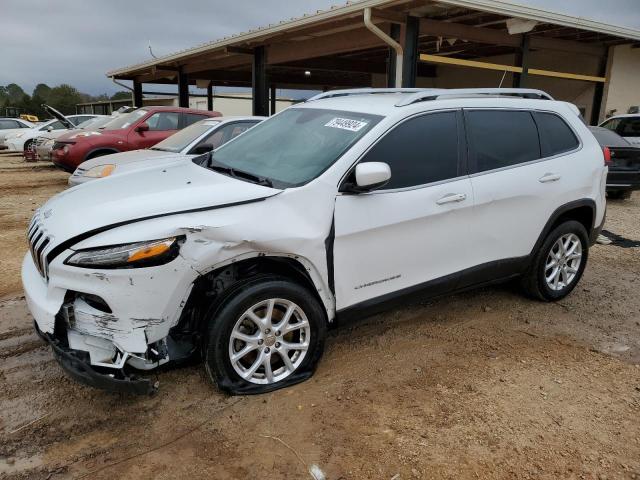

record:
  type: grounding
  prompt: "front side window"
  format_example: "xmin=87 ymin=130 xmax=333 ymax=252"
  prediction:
xmin=466 ymin=110 xmax=540 ymax=173
xmin=359 ymin=111 xmax=459 ymax=189
xmin=208 ymin=108 xmax=382 ymax=187
xmin=533 ymin=112 xmax=579 ymax=157
xmin=146 ymin=112 xmax=180 ymax=131
xmin=70 ymin=116 xmax=94 ymax=126
xmin=151 ymin=120 xmax=220 ymax=153
xmin=198 ymin=122 xmax=257 ymax=150
xmin=600 ymin=117 xmax=621 ymax=132
xmin=42 ymin=120 xmax=64 ymax=131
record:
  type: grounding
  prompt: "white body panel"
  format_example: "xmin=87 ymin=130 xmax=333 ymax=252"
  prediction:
xmin=21 ymin=89 xmax=607 ymax=373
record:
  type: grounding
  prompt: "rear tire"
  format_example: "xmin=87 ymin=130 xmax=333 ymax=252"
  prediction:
xmin=521 ymin=220 xmax=589 ymax=301
xmin=204 ymin=276 xmax=326 ymax=395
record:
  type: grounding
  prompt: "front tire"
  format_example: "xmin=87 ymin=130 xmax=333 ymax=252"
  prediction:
xmin=522 ymin=220 xmax=589 ymax=301
xmin=204 ymin=277 xmax=327 ymax=395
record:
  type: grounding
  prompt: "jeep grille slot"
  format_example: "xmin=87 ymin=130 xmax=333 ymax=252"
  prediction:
xmin=27 ymin=218 xmax=51 ymax=280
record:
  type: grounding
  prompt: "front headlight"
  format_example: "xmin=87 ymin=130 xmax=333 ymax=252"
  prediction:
xmin=83 ymin=164 xmax=115 ymax=178
xmin=65 ymin=236 xmax=183 ymax=269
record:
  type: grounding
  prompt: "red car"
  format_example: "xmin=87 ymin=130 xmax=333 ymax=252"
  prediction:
xmin=51 ymin=106 xmax=221 ymax=172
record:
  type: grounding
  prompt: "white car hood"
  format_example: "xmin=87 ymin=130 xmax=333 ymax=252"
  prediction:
xmin=77 ymin=148 xmax=184 ymax=172
xmin=34 ymin=159 xmax=281 ymax=254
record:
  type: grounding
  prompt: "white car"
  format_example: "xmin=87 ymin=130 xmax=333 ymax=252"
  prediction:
xmin=68 ymin=116 xmax=263 ymax=186
xmin=2 ymin=114 xmax=98 ymax=152
xmin=599 ymin=114 xmax=640 ymax=146
xmin=22 ymin=88 xmax=607 ymax=395
xmin=0 ymin=118 xmax=35 ymax=147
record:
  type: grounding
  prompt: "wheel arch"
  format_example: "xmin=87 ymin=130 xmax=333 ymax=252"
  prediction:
xmin=530 ymin=199 xmax=596 ymax=257
xmin=171 ymin=254 xmax=334 ymax=346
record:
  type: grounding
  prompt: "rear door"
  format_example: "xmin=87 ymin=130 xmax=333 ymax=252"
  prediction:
xmin=464 ymin=109 xmax=580 ymax=270
xmin=130 ymin=111 xmax=180 ymax=149
xmin=333 ymin=110 xmax=476 ymax=310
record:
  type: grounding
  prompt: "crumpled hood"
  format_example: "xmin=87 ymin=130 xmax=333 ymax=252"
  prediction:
xmin=33 ymin=160 xmax=280 ymax=252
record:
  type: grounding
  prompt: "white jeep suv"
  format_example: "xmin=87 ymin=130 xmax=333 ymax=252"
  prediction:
xmin=22 ymin=88 xmax=607 ymax=395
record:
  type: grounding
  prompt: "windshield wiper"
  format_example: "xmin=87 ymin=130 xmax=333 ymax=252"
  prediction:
xmin=208 ymin=156 xmax=273 ymax=187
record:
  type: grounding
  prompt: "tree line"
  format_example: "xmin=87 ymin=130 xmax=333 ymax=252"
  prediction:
xmin=0 ymin=83 xmax=131 ymax=118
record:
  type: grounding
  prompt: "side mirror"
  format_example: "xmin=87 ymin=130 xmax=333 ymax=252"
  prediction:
xmin=135 ymin=122 xmax=149 ymax=133
xmin=340 ymin=162 xmax=391 ymax=193
xmin=46 ymin=126 xmax=53 ymax=132
xmin=191 ymin=143 xmax=214 ymax=155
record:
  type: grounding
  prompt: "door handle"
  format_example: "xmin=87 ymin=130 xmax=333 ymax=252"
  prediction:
xmin=436 ymin=193 xmax=467 ymax=205
xmin=539 ymin=173 xmax=561 ymax=183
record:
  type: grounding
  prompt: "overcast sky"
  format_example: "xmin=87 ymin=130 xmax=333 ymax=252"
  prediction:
xmin=2 ymin=0 xmax=639 ymax=96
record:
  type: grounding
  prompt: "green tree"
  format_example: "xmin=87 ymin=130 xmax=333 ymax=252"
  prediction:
xmin=47 ymin=84 xmax=84 ymax=115
xmin=111 ymin=91 xmax=131 ymax=100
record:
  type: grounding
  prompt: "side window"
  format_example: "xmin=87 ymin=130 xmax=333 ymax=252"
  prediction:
xmin=184 ymin=113 xmax=210 ymax=127
xmin=466 ymin=110 xmax=540 ymax=173
xmin=533 ymin=112 xmax=579 ymax=157
xmin=600 ymin=118 xmax=621 ymax=133
xmin=200 ymin=122 xmax=254 ymax=149
xmin=0 ymin=120 xmax=20 ymax=129
xmin=146 ymin=112 xmax=180 ymax=131
xmin=619 ymin=118 xmax=640 ymax=136
xmin=359 ymin=112 xmax=459 ymax=189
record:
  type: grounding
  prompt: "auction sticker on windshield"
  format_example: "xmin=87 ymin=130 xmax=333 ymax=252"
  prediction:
xmin=324 ymin=117 xmax=369 ymax=132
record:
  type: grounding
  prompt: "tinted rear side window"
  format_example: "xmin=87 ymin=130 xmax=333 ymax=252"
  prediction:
xmin=534 ymin=112 xmax=579 ymax=157
xmin=360 ymin=111 xmax=459 ymax=189
xmin=466 ymin=110 xmax=540 ymax=173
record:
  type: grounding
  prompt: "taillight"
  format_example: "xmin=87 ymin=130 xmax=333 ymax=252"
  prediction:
xmin=603 ymin=146 xmax=612 ymax=166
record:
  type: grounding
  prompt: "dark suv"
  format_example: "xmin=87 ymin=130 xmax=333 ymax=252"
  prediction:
xmin=51 ymin=106 xmax=221 ymax=172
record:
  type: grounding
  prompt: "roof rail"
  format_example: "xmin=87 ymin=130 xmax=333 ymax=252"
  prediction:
xmin=395 ymin=88 xmax=554 ymax=106
xmin=306 ymin=88 xmax=436 ymax=102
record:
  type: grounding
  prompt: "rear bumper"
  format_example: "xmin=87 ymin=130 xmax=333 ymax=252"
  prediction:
xmin=35 ymin=320 xmax=158 ymax=395
xmin=607 ymin=170 xmax=640 ymax=192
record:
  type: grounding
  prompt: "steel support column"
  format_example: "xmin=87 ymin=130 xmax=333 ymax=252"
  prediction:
xmin=252 ymin=46 xmax=268 ymax=116
xmin=387 ymin=23 xmax=401 ymax=88
xmin=270 ymin=84 xmax=276 ymax=115
xmin=513 ymin=35 xmax=530 ymax=87
xmin=178 ymin=69 xmax=189 ymax=108
xmin=207 ymin=82 xmax=213 ymax=111
xmin=133 ymin=81 xmax=143 ymax=108
xmin=402 ymin=16 xmax=419 ymax=88
xmin=591 ymin=51 xmax=609 ymax=125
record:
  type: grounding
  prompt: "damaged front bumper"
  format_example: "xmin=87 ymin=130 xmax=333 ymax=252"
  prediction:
xmin=34 ymin=320 xmax=159 ymax=395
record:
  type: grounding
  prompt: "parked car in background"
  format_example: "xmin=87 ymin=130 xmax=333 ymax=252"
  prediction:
xmin=33 ymin=115 xmax=114 ymax=162
xmin=2 ymin=114 xmax=98 ymax=152
xmin=600 ymin=114 xmax=640 ymax=146
xmin=589 ymin=126 xmax=640 ymax=199
xmin=0 ymin=118 xmax=35 ymax=149
xmin=22 ymin=88 xmax=607 ymax=395
xmin=69 ymin=116 xmax=263 ymax=185
xmin=50 ymin=106 xmax=221 ymax=172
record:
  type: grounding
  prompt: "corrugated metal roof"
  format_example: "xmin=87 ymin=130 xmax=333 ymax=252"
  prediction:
xmin=107 ymin=0 xmax=640 ymax=78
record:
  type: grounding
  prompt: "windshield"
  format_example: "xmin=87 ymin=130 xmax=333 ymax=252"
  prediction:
xmin=207 ymin=108 xmax=382 ymax=187
xmin=151 ymin=120 xmax=220 ymax=153
xmin=103 ymin=109 xmax=148 ymax=130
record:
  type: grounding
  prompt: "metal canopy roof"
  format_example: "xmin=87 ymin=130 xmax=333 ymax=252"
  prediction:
xmin=107 ymin=0 xmax=640 ymax=88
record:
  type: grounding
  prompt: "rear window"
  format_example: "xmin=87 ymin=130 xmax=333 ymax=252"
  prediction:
xmin=533 ymin=112 xmax=579 ymax=157
xmin=466 ymin=110 xmax=540 ymax=173
xmin=184 ymin=113 xmax=211 ymax=127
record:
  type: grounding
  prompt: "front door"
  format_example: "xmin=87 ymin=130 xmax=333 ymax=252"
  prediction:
xmin=333 ymin=110 xmax=475 ymax=311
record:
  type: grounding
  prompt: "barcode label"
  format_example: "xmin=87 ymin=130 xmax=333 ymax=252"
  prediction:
xmin=324 ymin=117 xmax=368 ymax=132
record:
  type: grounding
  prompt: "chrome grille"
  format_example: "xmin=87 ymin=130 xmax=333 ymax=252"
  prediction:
xmin=27 ymin=212 xmax=52 ymax=279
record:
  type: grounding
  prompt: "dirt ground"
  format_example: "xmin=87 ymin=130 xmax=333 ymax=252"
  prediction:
xmin=1 ymin=152 xmax=639 ymax=480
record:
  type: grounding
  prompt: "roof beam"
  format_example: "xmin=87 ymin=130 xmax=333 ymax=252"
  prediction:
xmin=418 ymin=18 xmax=606 ymax=56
